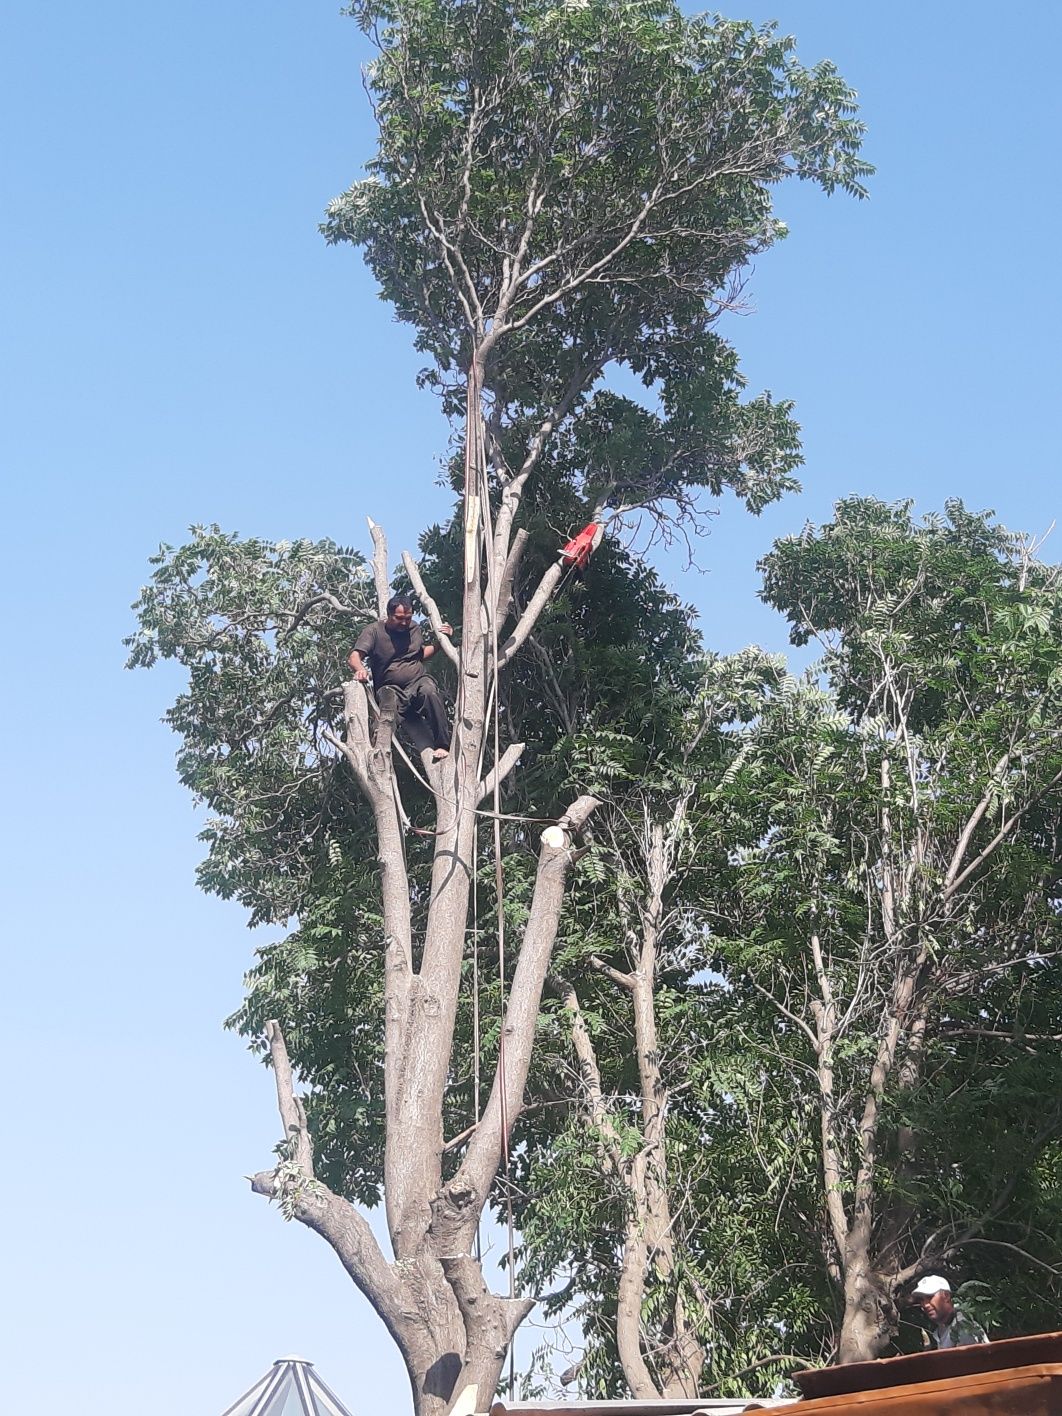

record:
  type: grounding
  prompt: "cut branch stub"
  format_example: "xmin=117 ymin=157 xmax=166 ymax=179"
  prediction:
xmin=367 ymin=516 xmax=390 ymax=619
xmin=264 ymin=1018 xmax=314 ymax=1177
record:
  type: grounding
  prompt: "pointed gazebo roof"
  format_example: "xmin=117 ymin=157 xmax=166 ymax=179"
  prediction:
xmin=222 ymin=1355 xmax=355 ymax=1416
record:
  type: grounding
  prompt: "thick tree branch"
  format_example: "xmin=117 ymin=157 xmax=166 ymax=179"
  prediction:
xmin=367 ymin=516 xmax=390 ymax=618
xmin=591 ymin=954 xmax=636 ymax=991
xmin=329 ymin=682 xmax=417 ymax=1246
xmin=476 ymin=742 xmax=524 ymax=805
xmin=449 ymin=795 xmax=600 ymax=1230
xmin=250 ymin=1022 xmax=405 ymax=1345
xmin=495 ymin=528 xmax=528 ymax=623
xmin=264 ymin=1019 xmax=314 ymax=1176
xmin=403 ymin=551 xmax=461 ymax=666
xmin=499 ymin=558 xmax=566 ymax=666
xmin=440 ymin=1255 xmax=535 ymax=1413
xmin=557 ymin=977 xmax=623 ymax=1165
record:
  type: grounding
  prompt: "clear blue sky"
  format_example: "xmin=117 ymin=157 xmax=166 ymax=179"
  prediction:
xmin=1 ymin=3 xmax=1059 ymax=1412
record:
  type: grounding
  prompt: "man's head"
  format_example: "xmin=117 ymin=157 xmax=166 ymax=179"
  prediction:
xmin=911 ymin=1275 xmax=955 ymax=1325
xmin=385 ymin=594 xmax=414 ymax=631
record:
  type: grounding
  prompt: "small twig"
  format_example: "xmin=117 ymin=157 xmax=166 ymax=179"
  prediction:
xmin=699 ymin=1351 xmax=810 ymax=1395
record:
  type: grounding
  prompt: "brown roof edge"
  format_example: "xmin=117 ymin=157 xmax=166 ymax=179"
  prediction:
xmin=489 ymin=1400 xmax=796 ymax=1416
xmin=791 ymin=1361 xmax=1062 ymax=1412
xmin=794 ymin=1329 xmax=1062 ymax=1400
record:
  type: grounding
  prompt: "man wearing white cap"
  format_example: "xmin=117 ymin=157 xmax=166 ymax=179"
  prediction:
xmin=910 ymin=1275 xmax=989 ymax=1349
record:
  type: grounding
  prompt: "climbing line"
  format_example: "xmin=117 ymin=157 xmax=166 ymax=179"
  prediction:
xmin=472 ymin=414 xmax=519 ymax=1399
xmin=472 ymin=819 xmax=482 ymax=1264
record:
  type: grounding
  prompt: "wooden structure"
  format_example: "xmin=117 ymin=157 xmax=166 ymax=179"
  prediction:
xmin=492 ymin=1333 xmax=1062 ymax=1414
xmin=791 ymin=1330 xmax=1062 ymax=1412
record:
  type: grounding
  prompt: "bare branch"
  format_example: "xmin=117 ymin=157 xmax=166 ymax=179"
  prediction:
xmin=496 ymin=528 xmax=528 ymax=623
xmin=284 ymin=591 xmax=373 ymax=635
xmin=499 ymin=558 xmax=566 ymax=666
xmin=477 ymin=741 xmax=524 ymax=805
xmin=451 ymin=795 xmax=601 ymax=1229
xmin=264 ymin=1019 xmax=314 ymax=1176
xmin=556 ymin=978 xmax=620 ymax=1151
xmin=591 ymin=954 xmax=636 ymax=992
xmin=749 ymin=977 xmax=819 ymax=1051
xmin=947 ymin=1238 xmax=1062 ymax=1277
xmin=942 ymin=766 xmax=1062 ymax=901
xmin=700 ymin=1353 xmax=810 ymax=1395
xmin=943 ymin=751 xmax=1011 ymax=892
xmin=402 ymin=551 xmax=460 ymax=666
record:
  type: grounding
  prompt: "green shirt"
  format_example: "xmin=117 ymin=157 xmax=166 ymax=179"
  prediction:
xmin=353 ymin=620 xmax=428 ymax=690
xmin=934 ymin=1309 xmax=989 ymax=1348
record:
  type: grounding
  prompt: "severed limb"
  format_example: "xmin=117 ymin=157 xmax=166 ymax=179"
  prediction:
xmin=366 ymin=516 xmax=390 ymax=618
xmin=448 ymin=794 xmax=600 ymax=1234
xmin=499 ymin=557 xmax=566 ymax=666
xmin=402 ymin=550 xmax=460 ymax=666
xmin=477 ymin=742 xmax=524 ymax=805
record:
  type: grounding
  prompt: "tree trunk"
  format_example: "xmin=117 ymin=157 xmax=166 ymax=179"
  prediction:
xmin=575 ymin=804 xmax=706 ymax=1400
xmin=838 ymin=1256 xmax=896 ymax=1364
xmin=394 ymin=1254 xmax=531 ymax=1416
xmin=250 ymin=371 xmax=600 ymax=1415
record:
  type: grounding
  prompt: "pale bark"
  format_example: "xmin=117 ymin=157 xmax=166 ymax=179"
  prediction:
xmin=367 ymin=516 xmax=391 ymax=618
xmin=562 ymin=798 xmax=705 ymax=1399
xmin=251 ymin=365 xmax=601 ymax=1415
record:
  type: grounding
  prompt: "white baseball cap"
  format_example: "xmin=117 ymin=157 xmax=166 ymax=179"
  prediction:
xmin=911 ymin=1274 xmax=951 ymax=1297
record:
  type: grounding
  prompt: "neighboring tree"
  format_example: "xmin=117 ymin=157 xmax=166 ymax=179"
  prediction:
xmin=515 ymin=651 xmax=824 ymax=1402
xmin=508 ymin=502 xmax=1062 ymax=1395
xmin=714 ymin=499 xmax=1062 ymax=1363
xmin=131 ymin=3 xmax=870 ymax=1410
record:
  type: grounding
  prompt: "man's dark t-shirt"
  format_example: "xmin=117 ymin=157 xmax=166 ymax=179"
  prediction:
xmin=354 ymin=620 xmax=428 ymax=691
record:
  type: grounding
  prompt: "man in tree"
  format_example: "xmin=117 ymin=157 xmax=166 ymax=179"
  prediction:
xmin=349 ymin=593 xmax=453 ymax=758
xmin=910 ymin=1277 xmax=989 ymax=1349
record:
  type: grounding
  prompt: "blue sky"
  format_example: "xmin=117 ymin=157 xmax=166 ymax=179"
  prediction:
xmin=1 ymin=3 xmax=1059 ymax=1412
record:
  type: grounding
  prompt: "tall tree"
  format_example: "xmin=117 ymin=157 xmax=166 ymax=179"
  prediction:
xmin=132 ymin=3 xmax=868 ymax=1410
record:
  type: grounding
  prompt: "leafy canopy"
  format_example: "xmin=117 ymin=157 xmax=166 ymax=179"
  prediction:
xmin=325 ymin=0 xmax=871 ymax=527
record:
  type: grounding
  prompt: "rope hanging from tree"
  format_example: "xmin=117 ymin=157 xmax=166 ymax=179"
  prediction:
xmin=465 ymin=362 xmax=520 ymax=1379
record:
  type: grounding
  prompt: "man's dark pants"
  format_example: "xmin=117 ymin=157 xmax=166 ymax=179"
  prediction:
xmin=399 ymin=676 xmax=450 ymax=750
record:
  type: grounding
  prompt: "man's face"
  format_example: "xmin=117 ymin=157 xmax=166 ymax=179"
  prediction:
xmin=918 ymin=1289 xmax=954 ymax=1325
xmin=387 ymin=604 xmax=414 ymax=632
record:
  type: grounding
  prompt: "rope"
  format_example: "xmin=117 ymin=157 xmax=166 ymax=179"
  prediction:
xmin=472 ymin=820 xmax=482 ymax=1264
xmin=471 ymin=398 xmax=519 ymax=1394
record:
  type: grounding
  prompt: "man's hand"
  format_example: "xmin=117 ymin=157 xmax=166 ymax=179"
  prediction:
xmin=437 ymin=623 xmax=453 ymax=637
xmin=348 ymin=650 xmax=370 ymax=683
xmin=353 ymin=666 xmax=370 ymax=682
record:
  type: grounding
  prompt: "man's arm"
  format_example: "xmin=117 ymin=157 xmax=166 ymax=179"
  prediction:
xmin=422 ymin=622 xmax=453 ymax=660
xmin=348 ymin=625 xmax=376 ymax=683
